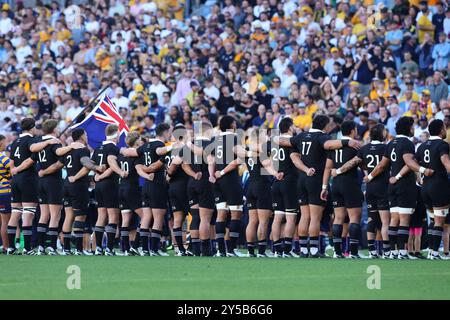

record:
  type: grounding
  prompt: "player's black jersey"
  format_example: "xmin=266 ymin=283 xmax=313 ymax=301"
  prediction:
xmin=212 ymin=132 xmax=239 ymax=179
xmin=10 ymin=133 xmax=37 ymax=177
xmin=92 ymin=141 xmax=120 ymax=182
xmin=190 ymin=138 xmax=212 ymax=176
xmin=384 ymin=135 xmax=416 ymax=184
xmin=357 ymin=141 xmax=389 ymax=183
xmin=118 ymin=154 xmax=140 ymax=187
xmin=35 ymin=135 xmax=63 ymax=177
xmin=328 ymin=139 xmax=359 ymax=181
xmin=416 ymin=137 xmax=449 ymax=183
xmin=137 ymin=139 xmax=166 ymax=183
xmin=268 ymin=137 xmax=297 ymax=177
xmin=290 ymin=129 xmax=331 ymax=176
xmin=245 ymin=147 xmax=271 ymax=183
xmin=165 ymin=146 xmax=189 ymax=183
xmin=64 ymin=147 xmax=90 ymax=183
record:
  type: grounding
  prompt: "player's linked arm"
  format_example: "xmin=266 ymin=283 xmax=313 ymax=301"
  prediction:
xmin=320 ymin=158 xmax=333 ymax=200
xmin=333 ymin=155 xmax=362 ymax=177
xmin=181 ymin=162 xmax=201 ymax=179
xmin=324 ymin=139 xmax=361 ymax=150
xmin=107 ymin=154 xmax=127 ymax=178
xmin=142 ymin=160 xmax=164 ymax=174
xmin=261 ymin=158 xmax=283 ymax=180
xmin=290 ymin=152 xmax=314 ymax=176
xmin=80 ymin=156 xmax=103 ymax=172
xmin=366 ymin=156 xmax=390 ymax=181
xmin=215 ymin=158 xmax=243 ymax=179
xmin=39 ymin=161 xmax=64 ymax=177
xmin=55 ymin=145 xmax=74 ymax=157
xmin=403 ymin=153 xmax=434 ymax=177
xmin=30 ymin=138 xmax=59 ymax=153
xmin=441 ymin=154 xmax=450 ymax=173
xmin=69 ymin=167 xmax=89 ymax=182
xmin=136 ymin=164 xmax=153 ymax=180
xmin=10 ymin=158 xmax=34 ymax=175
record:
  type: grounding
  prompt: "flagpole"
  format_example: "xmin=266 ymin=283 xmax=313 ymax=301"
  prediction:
xmin=58 ymin=85 xmax=110 ymax=138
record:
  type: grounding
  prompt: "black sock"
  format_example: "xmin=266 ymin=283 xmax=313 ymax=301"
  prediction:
xmin=283 ymin=237 xmax=292 ymax=254
xmin=368 ymin=239 xmax=376 ymax=252
xmin=388 ymin=226 xmax=398 ymax=251
xmin=319 ymin=235 xmax=326 ymax=254
xmin=332 ymin=224 xmax=343 ymax=255
xmin=47 ymin=227 xmax=59 ymax=250
xmin=274 ymin=239 xmax=283 ymax=254
xmin=201 ymin=239 xmax=211 ymax=256
xmin=349 ymin=223 xmax=360 ymax=255
xmin=22 ymin=226 xmax=32 ymax=251
xmin=427 ymin=220 xmax=434 ymax=249
xmin=309 ymin=236 xmax=319 ymax=254
xmin=173 ymin=227 xmax=185 ymax=253
xmin=133 ymin=228 xmax=141 ymax=249
xmin=433 ymin=226 xmax=443 ymax=252
xmin=299 ymin=236 xmax=308 ymax=254
xmin=121 ymin=227 xmax=130 ymax=251
xmin=382 ymin=240 xmax=391 ymax=253
xmin=63 ymin=232 xmax=72 ymax=251
xmin=229 ymin=219 xmax=241 ymax=252
xmin=191 ymin=238 xmax=201 ymax=256
xmin=397 ymin=226 xmax=409 ymax=251
xmin=94 ymin=225 xmax=105 ymax=249
xmin=7 ymin=225 xmax=16 ymax=249
xmin=151 ymin=229 xmax=161 ymax=252
xmin=37 ymin=223 xmax=48 ymax=248
xmin=258 ymin=240 xmax=266 ymax=255
xmin=215 ymin=221 xmax=226 ymax=254
xmin=247 ymin=241 xmax=255 ymax=255
xmin=293 ymin=238 xmax=300 ymax=253
xmin=74 ymin=231 xmax=83 ymax=251
xmin=140 ymin=228 xmax=150 ymax=251
xmin=105 ymin=224 xmax=117 ymax=250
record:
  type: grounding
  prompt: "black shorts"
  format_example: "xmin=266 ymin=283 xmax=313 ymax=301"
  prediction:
xmin=368 ymin=210 xmax=382 ymax=230
xmin=298 ymin=174 xmax=327 ymax=207
xmin=366 ymin=181 xmax=389 ymax=212
xmin=188 ymin=177 xmax=215 ymax=209
xmin=214 ymin=176 xmax=243 ymax=206
xmin=11 ymin=174 xmax=38 ymax=203
xmin=95 ymin=179 xmax=119 ymax=208
xmin=169 ymin=180 xmax=189 ymax=214
xmin=246 ymin=180 xmax=272 ymax=210
xmin=63 ymin=181 xmax=90 ymax=211
xmin=331 ymin=178 xmax=363 ymax=209
xmin=119 ymin=185 xmax=142 ymax=212
xmin=38 ymin=176 xmax=63 ymax=205
xmin=388 ymin=181 xmax=417 ymax=210
xmin=142 ymin=181 xmax=168 ymax=209
xmin=272 ymin=175 xmax=298 ymax=213
xmin=421 ymin=178 xmax=450 ymax=209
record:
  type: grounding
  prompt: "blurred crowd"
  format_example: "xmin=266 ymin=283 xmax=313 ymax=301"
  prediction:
xmin=0 ymin=0 xmax=449 ymax=147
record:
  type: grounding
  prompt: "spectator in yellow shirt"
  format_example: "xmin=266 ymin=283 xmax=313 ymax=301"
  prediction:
xmin=293 ymin=103 xmax=312 ymax=131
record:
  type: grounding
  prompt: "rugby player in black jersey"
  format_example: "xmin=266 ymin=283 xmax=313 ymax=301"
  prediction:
xmin=91 ymin=124 xmax=124 ymax=256
xmin=30 ymin=120 xmax=74 ymax=255
xmin=61 ymin=128 xmax=105 ymax=255
xmin=268 ymin=117 xmax=300 ymax=258
xmin=122 ymin=123 xmax=173 ymax=256
xmin=277 ymin=115 xmax=361 ymax=258
xmin=166 ymin=124 xmax=200 ymax=256
xmin=116 ymin=131 xmax=144 ymax=256
xmin=7 ymin=118 xmax=40 ymax=255
xmin=244 ymin=128 xmax=280 ymax=257
xmin=322 ymin=121 xmax=364 ymax=259
xmin=415 ymin=120 xmax=450 ymax=260
xmin=369 ymin=116 xmax=434 ymax=259
xmin=331 ymin=124 xmax=390 ymax=258
xmin=210 ymin=116 xmax=246 ymax=257
xmin=185 ymin=121 xmax=216 ymax=256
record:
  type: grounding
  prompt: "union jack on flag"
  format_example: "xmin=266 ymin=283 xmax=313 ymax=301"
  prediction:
xmin=71 ymin=90 xmax=129 ymax=148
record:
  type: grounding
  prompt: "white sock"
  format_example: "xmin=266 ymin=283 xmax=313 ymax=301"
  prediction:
xmin=399 ymin=249 xmax=407 ymax=255
xmin=300 ymin=247 xmax=308 ymax=254
xmin=310 ymin=247 xmax=318 ymax=255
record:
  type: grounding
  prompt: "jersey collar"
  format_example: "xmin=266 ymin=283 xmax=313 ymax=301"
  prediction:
xmin=42 ymin=135 xmax=55 ymax=140
xmin=150 ymin=138 xmax=165 ymax=143
xmin=395 ymin=134 xmax=410 ymax=139
xmin=19 ymin=133 xmax=32 ymax=138
xmin=102 ymin=140 xmax=116 ymax=145
xmin=429 ymin=136 xmax=442 ymax=140
xmin=341 ymin=136 xmax=351 ymax=140
xmin=371 ymin=140 xmax=382 ymax=144
xmin=309 ymin=128 xmax=325 ymax=133
xmin=220 ymin=131 xmax=235 ymax=136
xmin=195 ymin=136 xmax=210 ymax=141
xmin=280 ymin=134 xmax=292 ymax=138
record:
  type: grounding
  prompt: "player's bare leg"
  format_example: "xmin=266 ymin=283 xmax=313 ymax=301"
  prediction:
xmin=1 ymin=211 xmax=10 ymax=252
xmin=246 ymin=209 xmax=258 ymax=257
xmin=93 ymin=207 xmax=107 ymax=255
xmin=36 ymin=204 xmax=50 ymax=255
xmin=199 ymin=207 xmax=213 ymax=256
xmin=173 ymin=210 xmax=186 ymax=255
xmin=298 ymin=205 xmax=310 ymax=257
xmin=215 ymin=208 xmax=228 ymax=256
xmin=309 ymin=204 xmax=324 ymax=257
xmin=429 ymin=206 xmax=449 ymax=259
xmin=47 ymin=204 xmax=62 ymax=255
xmin=282 ymin=212 xmax=297 ymax=257
xmin=150 ymin=208 xmax=167 ymax=256
xmin=332 ymin=207 xmax=346 ymax=258
xmin=388 ymin=211 xmax=400 ymax=258
xmin=398 ymin=211 xmax=411 ymax=259
xmin=61 ymin=206 xmax=74 ymax=254
xmin=256 ymin=209 xmax=271 ymax=257
xmin=271 ymin=212 xmax=284 ymax=257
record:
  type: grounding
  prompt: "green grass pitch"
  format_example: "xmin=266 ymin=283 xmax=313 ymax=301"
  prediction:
xmin=1 ymin=255 xmax=450 ymax=300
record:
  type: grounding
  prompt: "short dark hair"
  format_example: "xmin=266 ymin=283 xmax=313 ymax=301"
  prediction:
xmin=279 ymin=117 xmax=293 ymax=134
xmin=341 ymin=120 xmax=356 ymax=136
xmin=395 ymin=116 xmax=414 ymax=136
xmin=71 ymin=128 xmax=85 ymax=141
xmin=428 ymin=119 xmax=444 ymax=136
xmin=312 ymin=115 xmax=330 ymax=130
xmin=370 ymin=123 xmax=385 ymax=142
xmin=0 ymin=134 xmax=5 ymax=142
xmin=219 ymin=115 xmax=235 ymax=132
xmin=42 ymin=119 xmax=58 ymax=135
xmin=21 ymin=117 xmax=36 ymax=131
xmin=155 ymin=123 xmax=170 ymax=136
